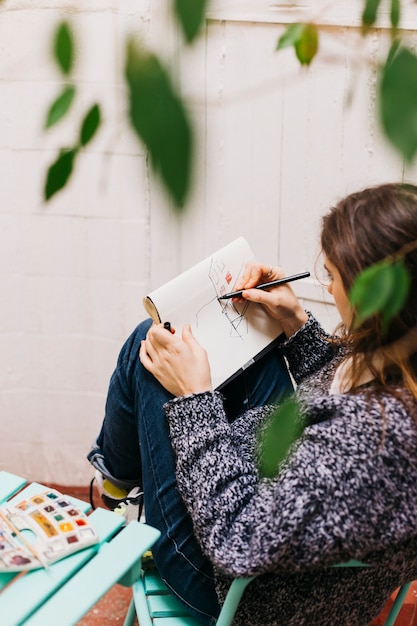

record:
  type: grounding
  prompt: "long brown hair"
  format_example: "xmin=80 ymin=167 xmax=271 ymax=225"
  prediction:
xmin=321 ymin=183 xmax=417 ymax=398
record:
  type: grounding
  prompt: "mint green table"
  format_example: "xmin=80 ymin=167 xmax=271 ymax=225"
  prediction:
xmin=0 ymin=471 xmax=159 ymax=626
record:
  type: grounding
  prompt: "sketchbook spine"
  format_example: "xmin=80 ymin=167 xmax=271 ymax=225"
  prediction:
xmin=143 ymin=296 xmax=161 ymax=323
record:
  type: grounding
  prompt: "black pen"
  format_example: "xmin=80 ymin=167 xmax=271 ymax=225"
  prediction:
xmin=217 ymin=271 xmax=310 ymax=300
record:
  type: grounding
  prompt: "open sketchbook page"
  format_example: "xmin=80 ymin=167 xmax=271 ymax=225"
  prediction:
xmin=143 ymin=237 xmax=283 ymax=390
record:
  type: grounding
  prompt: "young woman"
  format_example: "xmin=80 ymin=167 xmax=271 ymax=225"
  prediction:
xmin=88 ymin=183 xmax=417 ymax=626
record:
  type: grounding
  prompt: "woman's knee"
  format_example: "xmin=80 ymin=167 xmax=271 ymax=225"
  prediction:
xmin=119 ymin=319 xmax=153 ymax=365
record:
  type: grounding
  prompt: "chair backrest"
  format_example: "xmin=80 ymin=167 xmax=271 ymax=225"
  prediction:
xmin=215 ymin=577 xmax=254 ymax=626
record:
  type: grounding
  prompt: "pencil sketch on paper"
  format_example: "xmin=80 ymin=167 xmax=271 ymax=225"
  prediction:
xmin=143 ymin=237 xmax=284 ymax=389
xmin=195 ymin=253 xmax=250 ymax=339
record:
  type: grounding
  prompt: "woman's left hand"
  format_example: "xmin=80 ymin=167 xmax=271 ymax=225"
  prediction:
xmin=139 ymin=323 xmax=213 ymax=397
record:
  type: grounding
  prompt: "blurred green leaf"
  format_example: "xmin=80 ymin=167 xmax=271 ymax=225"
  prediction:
xmin=379 ymin=44 xmax=417 ymax=162
xmin=386 ymin=38 xmax=401 ymax=65
xmin=45 ymin=85 xmax=76 ymax=129
xmin=349 ymin=260 xmax=410 ymax=331
xmin=276 ymin=23 xmax=305 ymax=50
xmin=44 ymin=148 xmax=77 ymax=201
xmin=391 ymin=0 xmax=400 ymax=29
xmin=259 ymin=396 xmax=303 ymax=479
xmin=349 ymin=262 xmax=393 ymax=322
xmin=276 ymin=23 xmax=318 ymax=66
xmin=80 ymin=104 xmax=101 ymax=146
xmin=174 ymin=0 xmax=208 ymax=43
xmin=379 ymin=262 xmax=410 ymax=328
xmin=54 ymin=22 xmax=74 ymax=75
xmin=125 ymin=39 xmax=192 ymax=208
xmin=295 ymin=24 xmax=319 ymax=66
xmin=362 ymin=0 xmax=382 ymax=33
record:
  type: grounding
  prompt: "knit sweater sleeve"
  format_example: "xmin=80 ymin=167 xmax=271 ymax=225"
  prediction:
xmin=280 ymin=312 xmax=337 ymax=384
xmin=165 ymin=389 xmax=417 ymax=578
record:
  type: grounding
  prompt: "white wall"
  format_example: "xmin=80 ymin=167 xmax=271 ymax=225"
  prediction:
xmin=1 ymin=0 xmax=417 ymax=485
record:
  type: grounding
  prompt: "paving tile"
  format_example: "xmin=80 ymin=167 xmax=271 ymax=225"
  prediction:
xmin=78 ymin=585 xmax=138 ymax=626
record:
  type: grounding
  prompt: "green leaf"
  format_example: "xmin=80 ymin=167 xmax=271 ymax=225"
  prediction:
xmin=386 ymin=37 xmax=401 ymax=65
xmin=276 ymin=23 xmax=318 ymax=66
xmin=80 ymin=104 xmax=101 ymax=147
xmin=350 ymin=261 xmax=393 ymax=323
xmin=276 ymin=23 xmax=305 ymax=50
xmin=390 ymin=0 xmax=400 ymax=29
xmin=295 ymin=23 xmax=319 ymax=66
xmin=54 ymin=22 xmax=74 ymax=76
xmin=379 ymin=44 xmax=417 ymax=162
xmin=125 ymin=40 xmax=192 ymax=208
xmin=44 ymin=148 xmax=77 ymax=201
xmin=349 ymin=260 xmax=410 ymax=330
xmin=174 ymin=0 xmax=208 ymax=43
xmin=378 ymin=262 xmax=410 ymax=330
xmin=44 ymin=85 xmax=76 ymax=129
xmin=259 ymin=396 xmax=303 ymax=479
xmin=362 ymin=0 xmax=382 ymax=33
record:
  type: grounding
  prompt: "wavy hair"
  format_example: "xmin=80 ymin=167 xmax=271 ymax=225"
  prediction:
xmin=321 ymin=183 xmax=417 ymax=398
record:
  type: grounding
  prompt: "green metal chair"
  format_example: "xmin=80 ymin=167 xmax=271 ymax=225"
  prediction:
xmin=0 ymin=471 xmax=410 ymax=626
xmin=124 ymin=523 xmax=411 ymax=626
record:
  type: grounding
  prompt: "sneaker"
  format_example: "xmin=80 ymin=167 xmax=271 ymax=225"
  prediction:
xmin=90 ymin=470 xmax=144 ymax=524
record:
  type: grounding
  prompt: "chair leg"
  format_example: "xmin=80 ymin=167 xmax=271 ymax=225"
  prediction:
xmin=384 ymin=583 xmax=412 ymax=626
xmin=123 ymin=598 xmax=137 ymax=626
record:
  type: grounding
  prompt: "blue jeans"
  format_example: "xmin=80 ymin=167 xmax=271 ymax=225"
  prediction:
xmin=87 ymin=319 xmax=293 ymax=625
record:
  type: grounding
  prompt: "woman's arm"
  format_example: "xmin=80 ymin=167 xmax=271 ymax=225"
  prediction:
xmin=280 ymin=312 xmax=337 ymax=384
xmin=165 ymin=390 xmax=411 ymax=578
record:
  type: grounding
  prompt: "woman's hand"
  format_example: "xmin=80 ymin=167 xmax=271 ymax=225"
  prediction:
xmin=139 ymin=323 xmax=213 ymax=397
xmin=233 ymin=262 xmax=308 ymax=337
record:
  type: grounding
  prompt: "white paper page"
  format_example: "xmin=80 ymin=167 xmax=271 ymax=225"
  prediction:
xmin=144 ymin=237 xmax=283 ymax=389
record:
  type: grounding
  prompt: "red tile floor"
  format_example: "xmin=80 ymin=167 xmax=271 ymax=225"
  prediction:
xmin=57 ymin=484 xmax=417 ymax=626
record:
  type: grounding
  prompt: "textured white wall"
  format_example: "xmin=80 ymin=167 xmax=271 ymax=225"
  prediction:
xmin=1 ymin=1 xmax=417 ymax=485
xmin=0 ymin=0 xmax=164 ymax=484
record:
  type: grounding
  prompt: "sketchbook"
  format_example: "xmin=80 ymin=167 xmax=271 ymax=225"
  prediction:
xmin=143 ymin=237 xmax=284 ymax=390
xmin=0 ymin=488 xmax=99 ymax=571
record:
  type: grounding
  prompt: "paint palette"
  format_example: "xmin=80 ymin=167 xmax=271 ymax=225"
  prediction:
xmin=0 ymin=489 xmax=99 ymax=571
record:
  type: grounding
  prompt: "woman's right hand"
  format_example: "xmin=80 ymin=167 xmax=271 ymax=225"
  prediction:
xmin=139 ymin=323 xmax=213 ymax=397
xmin=233 ymin=262 xmax=309 ymax=338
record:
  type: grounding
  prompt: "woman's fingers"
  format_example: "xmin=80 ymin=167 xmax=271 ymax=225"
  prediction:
xmin=140 ymin=324 xmax=171 ymax=369
xmin=140 ymin=323 xmax=213 ymax=396
xmin=235 ymin=262 xmax=284 ymax=291
xmin=139 ymin=339 xmax=153 ymax=369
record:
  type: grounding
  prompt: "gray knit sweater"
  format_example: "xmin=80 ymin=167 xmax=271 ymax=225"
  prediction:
xmin=164 ymin=314 xmax=417 ymax=625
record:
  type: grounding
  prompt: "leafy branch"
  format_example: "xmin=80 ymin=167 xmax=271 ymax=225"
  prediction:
xmin=44 ymin=23 xmax=101 ymax=201
xmin=44 ymin=2 xmax=208 ymax=208
xmin=44 ymin=2 xmax=417 ymax=208
xmin=277 ymin=1 xmax=417 ymax=163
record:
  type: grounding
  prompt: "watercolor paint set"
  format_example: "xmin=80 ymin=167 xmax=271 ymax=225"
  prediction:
xmin=0 ymin=489 xmax=99 ymax=571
